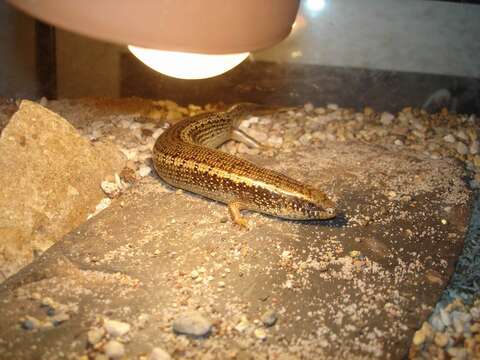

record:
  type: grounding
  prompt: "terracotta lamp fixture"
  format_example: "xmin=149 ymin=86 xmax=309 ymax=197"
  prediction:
xmin=8 ymin=0 xmax=300 ymax=79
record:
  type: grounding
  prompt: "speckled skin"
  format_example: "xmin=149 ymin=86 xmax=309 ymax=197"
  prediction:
xmin=152 ymin=104 xmax=336 ymax=224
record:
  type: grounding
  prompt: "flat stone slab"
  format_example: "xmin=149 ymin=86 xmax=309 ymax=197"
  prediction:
xmin=0 ymin=142 xmax=472 ymax=359
xmin=0 ymin=100 xmax=124 ymax=279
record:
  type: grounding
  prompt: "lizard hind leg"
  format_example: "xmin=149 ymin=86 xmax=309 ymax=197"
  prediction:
xmin=228 ymin=201 xmax=250 ymax=229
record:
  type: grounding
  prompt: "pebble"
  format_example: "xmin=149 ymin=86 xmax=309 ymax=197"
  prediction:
xmin=149 ymin=347 xmax=171 ymax=360
xmin=443 ymin=134 xmax=456 ymax=143
xmin=101 ymin=180 xmax=120 ymax=197
xmin=299 ymin=133 xmax=312 ymax=145
xmin=304 ymin=103 xmax=314 ymax=113
xmin=261 ymin=310 xmax=278 ymax=327
xmin=138 ymin=165 xmax=152 ymax=177
xmin=104 ymin=319 xmax=131 ymax=337
xmin=430 ymin=315 xmax=445 ymax=332
xmin=456 ymin=142 xmax=469 ymax=155
xmin=138 ymin=313 xmax=150 ymax=329
xmin=104 ymin=340 xmax=125 ymax=359
xmin=235 ymin=316 xmax=250 ymax=333
xmin=88 ymin=327 xmax=105 ymax=345
xmin=39 ymin=97 xmax=48 ymax=106
xmin=50 ymin=312 xmax=70 ymax=326
xmin=412 ymin=323 xmax=432 ymax=346
xmin=20 ymin=316 xmax=41 ymax=330
xmin=447 ymin=347 xmax=467 ymax=359
xmin=394 ymin=139 xmax=404 ymax=146
xmin=267 ymin=135 xmax=283 ymax=147
xmin=434 ymin=332 xmax=449 ymax=347
xmin=440 ymin=309 xmax=452 ymax=327
xmin=254 ymin=328 xmax=267 ymax=340
xmin=363 ymin=107 xmax=374 ymax=116
xmin=190 ymin=270 xmax=199 ymax=279
xmin=172 ymin=311 xmax=212 ymax=337
xmin=470 ymin=140 xmax=479 ymax=154
xmin=471 ymin=307 xmax=480 ymax=320
xmin=380 ymin=112 xmax=394 ymax=126
xmin=451 ymin=311 xmax=471 ymax=333
xmin=412 ymin=330 xmax=426 ymax=346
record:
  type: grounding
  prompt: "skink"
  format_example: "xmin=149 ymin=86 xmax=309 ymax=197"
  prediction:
xmin=152 ymin=104 xmax=336 ymax=227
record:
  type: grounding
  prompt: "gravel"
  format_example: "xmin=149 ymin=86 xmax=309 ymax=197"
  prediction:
xmin=2 ymin=98 xmax=479 ymax=358
xmin=74 ymin=100 xmax=479 ymax=358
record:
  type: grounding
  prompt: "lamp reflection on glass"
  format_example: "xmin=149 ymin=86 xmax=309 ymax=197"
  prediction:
xmin=128 ymin=45 xmax=249 ymax=80
xmin=305 ymin=0 xmax=326 ymax=13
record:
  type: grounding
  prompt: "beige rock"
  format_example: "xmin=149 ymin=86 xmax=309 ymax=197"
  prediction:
xmin=0 ymin=101 xmax=124 ymax=280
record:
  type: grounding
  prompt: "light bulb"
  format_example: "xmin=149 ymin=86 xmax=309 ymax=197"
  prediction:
xmin=128 ymin=45 xmax=249 ymax=80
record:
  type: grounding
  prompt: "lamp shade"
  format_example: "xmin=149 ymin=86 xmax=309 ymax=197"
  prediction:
xmin=8 ymin=0 xmax=300 ymax=54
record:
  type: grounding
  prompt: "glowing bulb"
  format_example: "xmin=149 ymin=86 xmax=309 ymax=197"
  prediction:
xmin=305 ymin=0 xmax=326 ymax=13
xmin=128 ymin=45 xmax=249 ymax=80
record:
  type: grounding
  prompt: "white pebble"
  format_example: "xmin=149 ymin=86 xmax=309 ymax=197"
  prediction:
xmin=101 ymin=181 xmax=119 ymax=196
xmin=327 ymin=103 xmax=339 ymax=110
xmin=380 ymin=112 xmax=394 ymax=126
xmin=149 ymin=347 xmax=171 ymax=360
xmin=394 ymin=139 xmax=404 ymax=146
xmin=104 ymin=340 xmax=125 ymax=359
xmin=138 ymin=165 xmax=152 ymax=177
xmin=443 ymin=134 xmax=455 ymax=143
xmin=104 ymin=319 xmax=131 ymax=337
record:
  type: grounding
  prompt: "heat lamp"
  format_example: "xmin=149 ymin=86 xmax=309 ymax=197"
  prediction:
xmin=8 ymin=0 xmax=300 ymax=79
